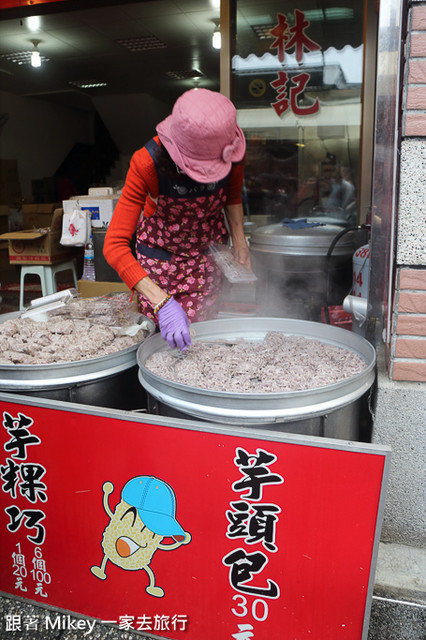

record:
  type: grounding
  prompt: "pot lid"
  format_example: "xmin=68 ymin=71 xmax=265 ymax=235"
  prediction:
xmin=250 ymin=218 xmax=359 ymax=255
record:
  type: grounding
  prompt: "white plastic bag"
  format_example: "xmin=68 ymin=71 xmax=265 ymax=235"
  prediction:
xmin=60 ymin=209 xmax=91 ymax=246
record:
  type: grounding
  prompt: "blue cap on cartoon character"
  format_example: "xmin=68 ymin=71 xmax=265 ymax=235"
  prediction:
xmin=122 ymin=476 xmax=186 ymax=540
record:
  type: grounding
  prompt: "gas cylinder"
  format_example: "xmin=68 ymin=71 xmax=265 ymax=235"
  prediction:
xmin=352 ymin=244 xmax=370 ymax=298
xmin=343 ymin=244 xmax=370 ymax=335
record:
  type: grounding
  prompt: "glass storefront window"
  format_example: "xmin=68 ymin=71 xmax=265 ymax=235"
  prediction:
xmin=233 ymin=1 xmax=365 ymax=227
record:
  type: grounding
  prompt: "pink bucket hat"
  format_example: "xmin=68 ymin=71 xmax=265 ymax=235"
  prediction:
xmin=156 ymin=88 xmax=246 ymax=183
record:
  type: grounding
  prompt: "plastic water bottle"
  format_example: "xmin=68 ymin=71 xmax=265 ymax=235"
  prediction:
xmin=82 ymin=235 xmax=96 ymax=281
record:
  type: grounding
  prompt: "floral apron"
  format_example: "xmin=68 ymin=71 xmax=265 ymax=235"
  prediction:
xmin=135 ymin=138 xmax=229 ymax=322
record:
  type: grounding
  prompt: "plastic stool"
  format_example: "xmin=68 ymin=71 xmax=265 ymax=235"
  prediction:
xmin=19 ymin=260 xmax=78 ymax=310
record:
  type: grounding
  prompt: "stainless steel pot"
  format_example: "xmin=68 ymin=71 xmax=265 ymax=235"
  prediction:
xmin=249 ymin=220 xmax=367 ymax=319
xmin=137 ymin=317 xmax=376 ymax=440
xmin=0 ymin=312 xmax=155 ymax=410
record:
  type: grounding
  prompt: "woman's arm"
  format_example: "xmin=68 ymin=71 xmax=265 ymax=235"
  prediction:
xmin=224 ymin=161 xmax=251 ymax=269
xmin=104 ymin=146 xmax=169 ymax=307
xmin=133 ymin=275 xmax=168 ymax=307
xmin=224 ymin=202 xmax=251 ymax=269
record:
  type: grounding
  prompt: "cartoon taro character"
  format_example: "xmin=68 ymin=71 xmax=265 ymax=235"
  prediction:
xmin=90 ymin=475 xmax=191 ymax=597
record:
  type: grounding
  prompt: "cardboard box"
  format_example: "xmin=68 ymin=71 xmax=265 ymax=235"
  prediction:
xmin=22 ymin=203 xmax=61 ymax=230
xmin=0 ymin=209 xmax=75 ymax=265
xmin=63 ymin=194 xmax=119 ymax=228
xmin=77 ymin=280 xmax=130 ymax=298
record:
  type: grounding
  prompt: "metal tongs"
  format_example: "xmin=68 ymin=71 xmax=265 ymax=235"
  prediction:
xmin=20 ymin=288 xmax=78 ymax=322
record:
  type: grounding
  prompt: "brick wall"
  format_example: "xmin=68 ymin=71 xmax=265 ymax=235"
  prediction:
xmin=390 ymin=2 xmax=426 ymax=382
xmin=405 ymin=3 xmax=426 ymax=136
xmin=391 ymin=268 xmax=426 ymax=380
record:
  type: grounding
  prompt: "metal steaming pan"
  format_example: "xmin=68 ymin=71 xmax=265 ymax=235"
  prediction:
xmin=0 ymin=311 xmax=155 ymax=391
xmin=137 ymin=317 xmax=376 ymax=425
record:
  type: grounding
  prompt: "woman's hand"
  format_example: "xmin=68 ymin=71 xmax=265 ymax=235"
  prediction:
xmin=233 ymin=243 xmax=252 ymax=270
xmin=224 ymin=203 xmax=252 ymax=270
xmin=157 ymin=297 xmax=192 ymax=351
xmin=134 ymin=277 xmax=191 ymax=351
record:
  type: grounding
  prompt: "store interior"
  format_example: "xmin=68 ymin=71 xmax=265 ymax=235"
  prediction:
xmin=0 ymin=0 xmax=366 ymax=317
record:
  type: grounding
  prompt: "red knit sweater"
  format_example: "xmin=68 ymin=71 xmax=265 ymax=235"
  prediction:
xmin=103 ymin=137 xmax=244 ymax=290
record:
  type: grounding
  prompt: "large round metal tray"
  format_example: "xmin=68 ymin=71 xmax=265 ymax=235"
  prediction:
xmin=137 ymin=317 xmax=376 ymax=424
xmin=0 ymin=311 xmax=156 ymax=391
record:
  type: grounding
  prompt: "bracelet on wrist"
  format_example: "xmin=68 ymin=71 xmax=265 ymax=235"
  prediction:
xmin=153 ymin=294 xmax=172 ymax=315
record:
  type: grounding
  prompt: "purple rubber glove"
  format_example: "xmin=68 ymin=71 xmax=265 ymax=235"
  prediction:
xmin=157 ymin=297 xmax=192 ymax=351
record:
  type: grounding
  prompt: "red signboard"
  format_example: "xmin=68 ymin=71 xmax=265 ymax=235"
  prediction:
xmin=0 ymin=396 xmax=389 ymax=639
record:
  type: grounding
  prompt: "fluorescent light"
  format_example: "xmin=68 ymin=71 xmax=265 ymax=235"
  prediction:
xmin=0 ymin=48 xmax=48 ymax=66
xmin=165 ymin=69 xmax=204 ymax=80
xmin=27 ymin=16 xmax=41 ymax=32
xmin=31 ymin=50 xmax=41 ymax=67
xmin=69 ymin=80 xmax=108 ymax=89
xmin=212 ymin=25 xmax=221 ymax=49
xmin=116 ymin=36 xmax=166 ymax=51
xmin=303 ymin=8 xmax=354 ymax=21
xmin=30 ymin=41 xmax=42 ymax=67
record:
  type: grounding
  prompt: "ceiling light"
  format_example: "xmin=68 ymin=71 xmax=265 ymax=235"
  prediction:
xmin=251 ymin=24 xmax=275 ymax=40
xmin=69 ymin=80 xmax=108 ymax=89
xmin=212 ymin=22 xmax=221 ymax=49
xmin=116 ymin=36 xmax=166 ymax=52
xmin=31 ymin=51 xmax=41 ymax=68
xmin=0 ymin=49 xmax=48 ymax=66
xmin=305 ymin=8 xmax=354 ymax=21
xmin=30 ymin=40 xmax=41 ymax=68
xmin=27 ymin=16 xmax=41 ymax=32
xmin=165 ymin=69 xmax=204 ymax=80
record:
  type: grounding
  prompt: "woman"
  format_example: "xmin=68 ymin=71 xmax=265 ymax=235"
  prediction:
xmin=104 ymin=88 xmax=250 ymax=351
